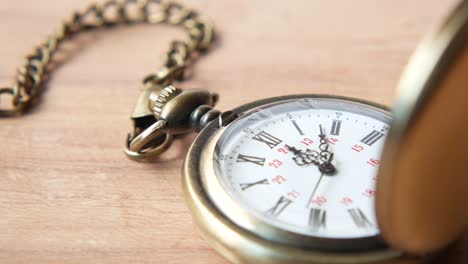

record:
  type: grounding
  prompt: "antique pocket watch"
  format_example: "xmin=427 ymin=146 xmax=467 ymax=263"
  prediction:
xmin=1 ymin=0 xmax=467 ymax=263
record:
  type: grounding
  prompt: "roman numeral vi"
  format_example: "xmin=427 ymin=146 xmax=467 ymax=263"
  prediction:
xmin=309 ymin=208 xmax=327 ymax=230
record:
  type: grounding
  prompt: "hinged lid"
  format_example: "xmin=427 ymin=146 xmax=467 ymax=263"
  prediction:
xmin=376 ymin=0 xmax=468 ymax=254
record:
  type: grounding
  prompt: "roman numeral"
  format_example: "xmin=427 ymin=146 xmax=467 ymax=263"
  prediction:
xmin=252 ymin=131 xmax=282 ymax=149
xmin=330 ymin=120 xmax=342 ymax=135
xmin=291 ymin=120 xmax=304 ymax=135
xmin=236 ymin=154 xmax=265 ymax=166
xmin=240 ymin=179 xmax=269 ymax=190
xmin=361 ymin=130 xmax=384 ymax=146
xmin=266 ymin=196 xmax=292 ymax=217
xmin=309 ymin=208 xmax=327 ymax=230
xmin=348 ymin=208 xmax=373 ymax=228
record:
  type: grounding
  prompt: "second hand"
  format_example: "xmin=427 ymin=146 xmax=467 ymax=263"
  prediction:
xmin=306 ymin=172 xmax=325 ymax=208
xmin=306 ymin=124 xmax=336 ymax=207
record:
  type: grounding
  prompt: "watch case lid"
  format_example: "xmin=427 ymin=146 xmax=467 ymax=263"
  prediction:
xmin=377 ymin=0 xmax=468 ymax=255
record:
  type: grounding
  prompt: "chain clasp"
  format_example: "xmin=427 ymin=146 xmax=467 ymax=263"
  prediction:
xmin=125 ymin=84 xmax=219 ymax=161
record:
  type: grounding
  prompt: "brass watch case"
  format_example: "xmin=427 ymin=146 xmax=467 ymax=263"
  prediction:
xmin=183 ymin=95 xmax=409 ymax=264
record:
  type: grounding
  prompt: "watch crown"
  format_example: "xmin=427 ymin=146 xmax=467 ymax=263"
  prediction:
xmin=150 ymin=85 xmax=182 ymax=119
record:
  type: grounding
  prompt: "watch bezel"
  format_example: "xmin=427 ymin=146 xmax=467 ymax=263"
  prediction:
xmin=183 ymin=94 xmax=402 ymax=263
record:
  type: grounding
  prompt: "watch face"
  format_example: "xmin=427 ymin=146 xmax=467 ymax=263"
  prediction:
xmin=209 ymin=97 xmax=392 ymax=246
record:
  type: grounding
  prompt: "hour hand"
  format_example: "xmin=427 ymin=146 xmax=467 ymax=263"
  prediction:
xmin=285 ymin=144 xmax=301 ymax=155
xmin=285 ymin=144 xmax=320 ymax=167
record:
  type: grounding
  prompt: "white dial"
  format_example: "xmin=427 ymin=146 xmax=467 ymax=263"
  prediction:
xmin=212 ymin=98 xmax=391 ymax=239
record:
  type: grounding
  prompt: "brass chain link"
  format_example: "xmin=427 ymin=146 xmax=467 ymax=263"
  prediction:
xmin=0 ymin=0 xmax=215 ymax=117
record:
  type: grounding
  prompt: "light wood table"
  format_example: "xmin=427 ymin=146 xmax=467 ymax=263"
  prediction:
xmin=1 ymin=0 xmax=466 ymax=263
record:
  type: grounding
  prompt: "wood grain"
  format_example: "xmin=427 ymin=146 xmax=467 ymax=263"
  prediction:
xmin=0 ymin=0 xmax=466 ymax=263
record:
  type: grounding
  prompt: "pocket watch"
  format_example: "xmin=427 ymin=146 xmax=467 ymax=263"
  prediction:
xmin=1 ymin=0 xmax=467 ymax=263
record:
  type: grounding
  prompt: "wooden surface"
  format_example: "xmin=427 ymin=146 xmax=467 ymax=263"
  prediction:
xmin=0 ymin=0 xmax=466 ymax=263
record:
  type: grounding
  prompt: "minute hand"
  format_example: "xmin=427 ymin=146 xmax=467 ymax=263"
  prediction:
xmin=318 ymin=124 xmax=336 ymax=174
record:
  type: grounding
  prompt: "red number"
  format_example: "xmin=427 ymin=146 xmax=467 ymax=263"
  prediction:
xmin=352 ymin=144 xmax=364 ymax=152
xmin=287 ymin=190 xmax=300 ymax=199
xmin=362 ymin=188 xmax=376 ymax=198
xmin=269 ymin=159 xmax=283 ymax=168
xmin=340 ymin=197 xmax=353 ymax=206
xmin=272 ymin=175 xmax=286 ymax=184
xmin=327 ymin=138 xmax=339 ymax=145
xmin=301 ymin=137 xmax=314 ymax=146
xmin=367 ymin=158 xmax=380 ymax=167
xmin=311 ymin=196 xmax=327 ymax=206
xmin=277 ymin=147 xmax=289 ymax=154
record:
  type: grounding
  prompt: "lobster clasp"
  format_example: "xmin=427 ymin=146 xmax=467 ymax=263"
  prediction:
xmin=125 ymin=84 xmax=219 ymax=161
xmin=125 ymin=119 xmax=173 ymax=161
xmin=125 ymin=85 xmax=173 ymax=161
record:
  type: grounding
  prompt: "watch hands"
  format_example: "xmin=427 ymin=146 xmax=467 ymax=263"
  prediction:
xmin=318 ymin=153 xmax=336 ymax=174
xmin=284 ymin=144 xmax=301 ymax=155
xmin=284 ymin=124 xmax=338 ymax=171
xmin=305 ymin=125 xmax=337 ymax=207
xmin=318 ymin=124 xmax=330 ymax=156
xmin=319 ymin=124 xmax=326 ymax=137
xmin=285 ymin=144 xmax=321 ymax=166
xmin=317 ymin=124 xmax=336 ymax=174
xmin=306 ymin=171 xmax=325 ymax=208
